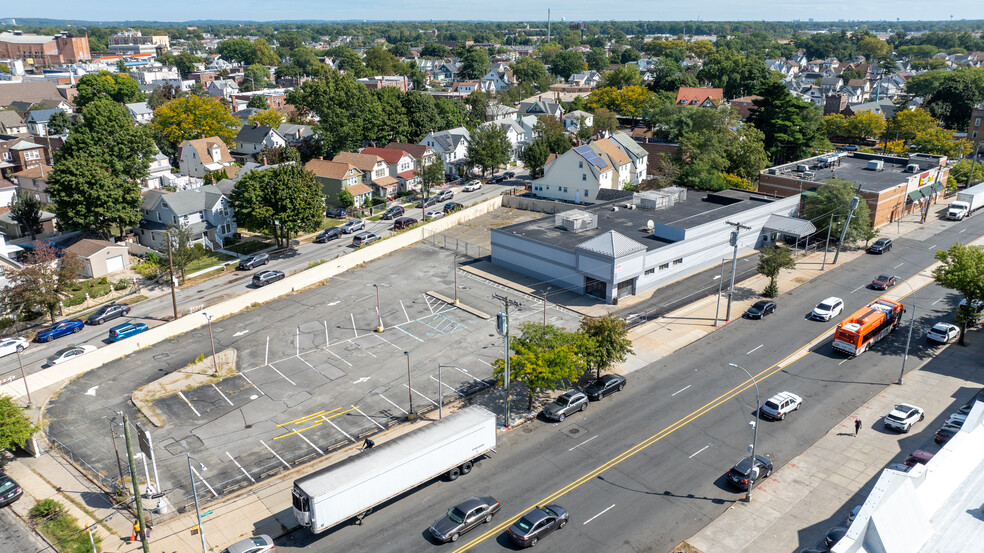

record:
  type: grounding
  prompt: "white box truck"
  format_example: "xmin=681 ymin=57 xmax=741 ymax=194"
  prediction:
xmin=291 ymin=405 xmax=496 ymax=533
xmin=947 ymin=182 xmax=984 ymax=221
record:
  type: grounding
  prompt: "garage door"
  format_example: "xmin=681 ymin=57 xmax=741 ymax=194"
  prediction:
xmin=106 ymin=255 xmax=125 ymax=273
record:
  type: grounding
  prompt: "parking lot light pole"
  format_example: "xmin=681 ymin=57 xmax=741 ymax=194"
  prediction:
xmin=373 ymin=284 xmax=384 ymax=333
xmin=186 ymin=453 xmax=208 ymax=553
xmin=202 ymin=313 xmax=218 ymax=376
xmin=404 ymin=352 xmax=414 ymax=419
xmin=728 ymin=363 xmax=760 ymax=503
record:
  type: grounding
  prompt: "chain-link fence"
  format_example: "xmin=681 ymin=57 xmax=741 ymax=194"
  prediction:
xmin=423 ymin=234 xmax=490 ymax=259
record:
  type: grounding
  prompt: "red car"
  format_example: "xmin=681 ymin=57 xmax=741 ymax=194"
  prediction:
xmin=871 ymin=274 xmax=899 ymax=290
xmin=904 ymin=449 xmax=934 ymax=467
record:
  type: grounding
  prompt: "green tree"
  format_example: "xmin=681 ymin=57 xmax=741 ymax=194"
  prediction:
xmin=949 ymin=158 xmax=984 ymax=189
xmin=161 ymin=223 xmax=203 ymax=284
xmin=599 ymin=64 xmax=643 ymax=90
xmin=592 ymin=108 xmax=618 ymax=134
xmin=461 ymin=49 xmax=491 ymax=80
xmin=216 ymin=38 xmax=256 ymax=64
xmin=276 ymin=33 xmax=304 ymax=53
xmin=390 ymin=42 xmax=413 ymax=58
xmin=467 ymin=124 xmax=511 ymax=176
xmin=5 ymin=243 xmax=82 ymax=323
xmin=336 ymin=189 xmax=355 ymax=209
xmin=492 ymin=322 xmax=589 ymax=411
xmin=231 ymin=164 xmax=325 ymax=249
xmin=147 ymin=84 xmax=182 ymax=110
xmin=550 ymin=50 xmax=586 ymax=80
xmin=152 ymin=95 xmax=239 ymax=150
xmin=326 ymin=47 xmax=367 ymax=78
xmin=421 ymin=43 xmax=450 ymax=58
xmin=286 ymin=72 xmax=381 ymax=158
xmin=248 ymin=109 xmax=285 ymax=129
xmin=519 ymin=139 xmax=550 ymax=178
xmin=0 ymin=396 xmax=38 ymax=451
xmin=511 ymin=56 xmax=550 ymax=89
xmin=10 ymin=192 xmax=43 ymax=242
xmin=242 ymin=64 xmax=273 ymax=91
xmin=75 ymin=71 xmax=145 ymax=108
xmin=364 ymin=45 xmax=403 ymax=75
xmin=252 ymin=38 xmax=280 ymax=66
xmin=698 ymin=49 xmax=769 ymax=99
xmin=584 ymin=47 xmax=610 ymax=72
xmin=923 ymin=67 xmax=984 ymax=129
xmin=748 ymin=79 xmax=828 ymax=164
xmin=905 ymin=69 xmax=950 ymax=98
xmin=757 ymin=246 xmax=797 ymax=298
xmin=884 ymin=108 xmax=939 ymax=143
xmin=579 ymin=314 xmax=633 ymax=379
xmin=932 ymin=243 xmax=984 ymax=345
xmin=419 ymin=158 xmax=446 ymax=199
xmin=45 ymin=110 xmax=72 ymax=135
xmin=160 ymin=51 xmax=202 ymax=77
xmin=802 ymin=178 xmax=876 ymax=246
xmin=532 ymin=115 xmax=572 ymax=154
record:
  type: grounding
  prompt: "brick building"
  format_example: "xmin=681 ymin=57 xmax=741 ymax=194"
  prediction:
xmin=0 ymin=31 xmax=90 ymax=64
xmin=970 ymin=101 xmax=984 ymax=153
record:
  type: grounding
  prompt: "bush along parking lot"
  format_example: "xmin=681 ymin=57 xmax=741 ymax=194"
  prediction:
xmin=29 ymin=499 xmax=102 ymax=553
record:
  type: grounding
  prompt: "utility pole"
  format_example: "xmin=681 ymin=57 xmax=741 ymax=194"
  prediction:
xmin=832 ymin=196 xmax=860 ymax=264
xmin=122 ymin=414 xmax=151 ymax=553
xmin=967 ymin=146 xmax=980 ymax=188
xmin=821 ymin=213 xmax=835 ymax=271
xmin=15 ymin=349 xmax=31 ymax=407
xmin=404 ymin=352 xmax=414 ymax=419
xmin=724 ymin=221 xmax=751 ymax=322
xmin=110 ymin=418 xmax=125 ymax=492
xmin=166 ymin=234 xmax=178 ymax=320
xmin=897 ymin=295 xmax=917 ymax=385
xmin=493 ymin=294 xmax=520 ymax=428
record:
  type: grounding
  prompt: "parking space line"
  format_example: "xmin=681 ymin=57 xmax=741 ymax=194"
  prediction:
xmin=377 ymin=393 xmax=409 ymax=415
xmin=267 ymin=364 xmax=297 ymax=385
xmin=851 ymin=284 xmax=865 ymax=293
xmin=689 ymin=445 xmax=710 ymax=458
xmin=453 ymin=366 xmax=486 ymax=384
xmin=583 ymin=504 xmax=615 ymax=525
xmin=260 ymin=440 xmax=291 ymax=469
xmin=177 ymin=392 xmax=201 ymax=417
xmin=393 ymin=325 xmax=424 ymax=342
xmin=353 ymin=406 xmax=386 ymax=430
xmin=226 ymin=452 xmax=256 ymax=483
xmin=325 ymin=348 xmax=354 ymax=367
xmin=296 ymin=327 xmax=300 ymax=356
xmin=424 ymin=294 xmax=434 ymax=314
xmin=265 ymin=336 xmax=269 ymax=365
xmin=375 ymin=333 xmax=403 ymax=351
xmin=297 ymin=355 xmax=316 ymax=370
xmin=569 ymin=435 xmax=598 ymax=452
xmin=400 ymin=300 xmax=410 ymax=323
xmin=324 ymin=321 xmax=329 ymax=347
xmin=351 ymin=313 xmax=359 ymax=339
xmin=191 ymin=466 xmax=217 ymax=497
xmin=430 ymin=375 xmax=464 ymax=396
xmin=475 ymin=359 xmax=493 ymax=367
xmin=932 ymin=296 xmax=945 ymax=305
xmin=893 ymin=262 xmax=904 ymax=269
xmin=405 ymin=384 xmax=438 ymax=406
xmin=746 ymin=345 xmax=763 ymax=355
xmin=211 ymin=384 xmax=234 ymax=406
xmin=238 ymin=373 xmax=264 ymax=395
xmin=323 ymin=418 xmax=355 ymax=442
xmin=297 ymin=432 xmax=325 ymax=455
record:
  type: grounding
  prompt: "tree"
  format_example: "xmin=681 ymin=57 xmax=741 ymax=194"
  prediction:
xmin=241 ymin=64 xmax=273 ymax=92
xmin=884 ymin=108 xmax=939 ymax=143
xmin=584 ymin=47 xmax=609 ymax=72
xmin=586 ymin=86 xmax=658 ymax=123
xmin=421 ymin=43 xmax=450 ymax=58
xmin=592 ymin=108 xmax=618 ymax=134
xmin=757 ymin=246 xmax=796 ymax=298
xmin=932 ymin=243 xmax=984 ymax=345
xmin=845 ymin=111 xmax=887 ymax=141
xmin=74 ymin=71 xmax=145 ymax=108
xmin=461 ymin=49 xmax=491 ymax=80
xmin=248 ymin=109 xmax=285 ymax=128
xmin=247 ymin=95 xmax=270 ymax=109
xmin=160 ymin=51 xmax=201 ymax=77
xmin=512 ymin=57 xmax=550 ymax=89
xmin=152 ymin=95 xmax=239 ymax=150
xmin=579 ymin=314 xmax=633 ymax=379
xmin=0 ymin=396 xmax=37 ymax=452
xmin=858 ymin=36 xmax=889 ymax=60
xmin=45 ymin=110 xmax=72 ymax=135
xmin=161 ymin=224 xmax=202 ymax=284
xmin=949 ymin=158 xmax=984 ymax=189
xmin=492 ymin=322 xmax=589 ymax=411
xmin=10 ymin=192 xmax=43 ymax=241
xmin=923 ymin=67 xmax=984 ymax=129
xmin=258 ymin=145 xmax=301 ymax=165
xmin=802 ymin=178 xmax=876 ymax=246
xmin=748 ymin=79 xmax=828 ymax=164
xmin=276 ymin=33 xmax=304 ymax=53
xmin=419 ymin=158 xmax=446 ymax=198
xmin=216 ymin=38 xmax=257 ymax=64
xmin=550 ymin=50 xmax=586 ymax=80
xmin=698 ymin=49 xmax=769 ymax=99
xmin=467 ymin=125 xmax=511 ymax=176
xmin=910 ymin=127 xmax=973 ymax=158
xmin=532 ymin=115 xmax=572 ymax=154
xmin=286 ymin=72 xmax=381 ymax=158
xmin=364 ymin=46 xmax=403 ymax=76
xmin=231 ymin=164 xmax=325 ymax=249
xmin=336 ymin=189 xmax=355 ymax=209
xmin=519 ymin=139 xmax=550 ymax=178
xmin=147 ymin=84 xmax=182 ymax=110
xmin=5 ymin=243 xmax=82 ymax=323
xmin=390 ymin=42 xmax=413 ymax=58
xmin=598 ymin=64 xmax=643 ymax=90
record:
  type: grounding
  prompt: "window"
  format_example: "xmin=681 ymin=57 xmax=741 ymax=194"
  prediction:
xmin=584 ymin=189 xmax=589 ymax=198
xmin=659 ymin=263 xmax=669 ymax=270
xmin=579 ymin=161 xmax=583 ymax=168
xmin=974 ymin=131 xmax=979 ymax=139
xmin=645 ymin=268 xmax=655 ymax=276
xmin=545 ymin=185 xmax=550 ymax=190
xmin=24 ymin=150 xmax=41 ymax=161
xmin=582 ymin=174 xmax=587 ymax=181
xmin=977 ymin=118 xmax=982 ymax=127
xmin=562 ymin=187 xmax=567 ymax=192
xmin=673 ymin=258 xmax=683 ymax=265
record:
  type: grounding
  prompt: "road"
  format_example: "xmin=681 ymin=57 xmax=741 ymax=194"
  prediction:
xmin=273 ymin=214 xmax=984 ymax=552
xmin=0 ymin=505 xmax=48 ymax=552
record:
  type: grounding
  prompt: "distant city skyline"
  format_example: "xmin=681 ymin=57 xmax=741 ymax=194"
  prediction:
xmin=6 ymin=1 xmax=984 ymax=25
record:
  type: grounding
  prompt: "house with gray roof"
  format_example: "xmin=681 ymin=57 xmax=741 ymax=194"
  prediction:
xmin=125 ymin=101 xmax=153 ymax=124
xmin=420 ymin=126 xmax=471 ymax=177
xmin=518 ymin=97 xmax=563 ymax=118
xmin=609 ymin=132 xmax=650 ymax=184
xmin=232 ymin=124 xmax=287 ymax=161
xmin=0 ymin=111 xmax=27 ymax=135
xmin=276 ymin=123 xmax=315 ymax=147
xmin=137 ymin=184 xmax=236 ymax=251
xmin=24 ymin=108 xmax=68 ymax=137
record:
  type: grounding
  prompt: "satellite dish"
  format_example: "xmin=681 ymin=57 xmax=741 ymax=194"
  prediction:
xmin=647 ymin=220 xmax=654 ymax=230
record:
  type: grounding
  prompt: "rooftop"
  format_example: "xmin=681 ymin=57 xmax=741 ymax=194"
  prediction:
xmin=765 ymin=153 xmax=944 ymax=193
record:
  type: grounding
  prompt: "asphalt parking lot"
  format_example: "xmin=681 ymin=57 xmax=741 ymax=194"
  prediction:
xmin=44 ymin=240 xmax=580 ymax=511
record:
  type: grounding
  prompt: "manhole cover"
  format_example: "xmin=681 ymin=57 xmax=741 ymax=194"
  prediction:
xmin=522 ymin=427 xmax=533 ymax=434
xmin=568 ymin=428 xmax=580 ymax=435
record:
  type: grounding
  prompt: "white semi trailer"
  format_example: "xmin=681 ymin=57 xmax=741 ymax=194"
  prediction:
xmin=291 ymin=405 xmax=496 ymax=533
xmin=947 ymin=182 xmax=984 ymax=221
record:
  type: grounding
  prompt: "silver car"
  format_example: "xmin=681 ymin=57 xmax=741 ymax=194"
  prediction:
xmin=542 ymin=390 xmax=588 ymax=421
xmin=428 ymin=495 xmax=501 ymax=543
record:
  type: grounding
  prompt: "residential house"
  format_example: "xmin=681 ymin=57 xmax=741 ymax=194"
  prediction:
xmin=420 ymin=127 xmax=471 ymax=177
xmin=450 ymin=81 xmax=494 ymax=95
xmin=818 ymin=76 xmax=844 ymax=96
xmin=384 ymin=142 xmax=437 ymax=171
xmin=357 ymin=75 xmax=410 ymax=91
xmin=0 ymin=136 xmax=47 ymax=176
xmin=969 ymin=101 xmax=984 ymax=150
xmin=0 ymin=177 xmax=17 ymax=207
xmin=138 ymin=185 xmax=236 ymax=251
xmin=675 ymin=87 xmax=723 ymax=107
xmin=531 ymin=144 xmax=615 ymax=203
xmin=480 ymin=64 xmax=516 ymax=91
xmin=207 ymin=79 xmax=239 ymax=99
xmin=0 ymin=111 xmax=27 ymax=135
xmin=0 ymin=207 xmax=55 ymax=239
xmin=484 ymin=117 xmax=530 ymax=161
xmin=64 ymin=239 xmax=130 ymax=278
xmin=842 ymin=79 xmax=870 ymax=103
xmin=518 ymin=98 xmax=563 ymax=118
xmin=125 ymin=101 xmax=153 ymax=124
xmin=437 ymin=61 xmax=461 ymax=82
xmin=305 ymin=159 xmax=372 ymax=207
xmin=332 ymin=151 xmax=390 ymax=199
xmin=567 ymin=70 xmax=602 ymax=88
xmin=143 ymin=150 xmax=173 ymax=190
xmin=847 ymin=99 xmax=899 ymax=119
xmin=25 ymin=108 xmax=68 ymax=137
xmin=360 ymin=146 xmax=419 ymax=195
xmin=11 ymin=164 xmax=52 ymax=202
xmin=178 ymin=137 xmax=234 ymax=178
xmin=232 ymin=125 xmax=287 ymax=161
xmin=0 ymin=81 xmax=73 ymax=111
xmin=609 ymin=132 xmax=649 ymax=185
xmin=487 ymin=102 xmax=519 ymax=120
xmin=276 ymin=124 xmax=315 ymax=147
xmin=590 ymin=138 xmax=634 ymax=188
xmin=232 ymin=107 xmax=261 ymax=125
xmin=563 ymin=110 xmax=594 ymax=132
xmin=730 ymin=95 xmax=761 ymax=121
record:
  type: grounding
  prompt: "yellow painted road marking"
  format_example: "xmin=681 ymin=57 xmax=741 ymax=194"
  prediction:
xmin=273 ymin=406 xmax=361 ymax=440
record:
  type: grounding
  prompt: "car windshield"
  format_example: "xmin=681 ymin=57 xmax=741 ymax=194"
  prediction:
xmin=515 ymin=516 xmax=534 ymax=532
xmin=447 ymin=506 xmax=466 ymax=524
xmin=931 ymin=324 xmax=948 ymax=332
xmin=752 ymin=301 xmax=769 ymax=310
xmin=816 ymin=303 xmax=832 ymax=311
xmin=0 ymin=477 xmax=17 ymax=493
xmin=554 ymin=394 xmax=574 ymax=405
xmin=542 ymin=506 xmax=559 ymax=517
xmin=876 ymin=240 xmax=888 ymax=246
xmin=876 ymin=275 xmax=891 ymax=281
xmin=886 ymin=413 xmax=905 ymax=422
xmin=764 ymin=400 xmax=780 ymax=410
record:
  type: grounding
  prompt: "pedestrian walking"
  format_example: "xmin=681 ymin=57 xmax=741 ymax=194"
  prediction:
xmin=854 ymin=416 xmax=862 ymax=437
xmin=361 ymin=438 xmax=375 ymax=451
xmin=131 ymin=521 xmax=141 ymax=542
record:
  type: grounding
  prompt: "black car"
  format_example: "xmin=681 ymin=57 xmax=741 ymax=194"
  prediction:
xmin=381 ymin=205 xmax=405 ymax=220
xmin=934 ymin=426 xmax=959 ymax=445
xmin=583 ymin=374 xmax=627 ymax=401
xmin=0 ymin=473 xmax=23 ymax=507
xmin=86 ymin=303 xmax=130 ymax=325
xmin=825 ymin=527 xmax=848 ymax=548
xmin=502 ymin=171 xmax=516 ymax=179
xmin=507 ymin=504 xmax=569 ymax=548
xmin=325 ymin=207 xmax=347 ymax=219
xmin=443 ymin=202 xmax=463 ymax=214
xmin=314 ymin=227 xmax=343 ymax=243
xmin=252 ymin=270 xmax=285 ymax=287
xmin=727 ymin=455 xmax=773 ymax=490
xmin=238 ymin=253 xmax=270 ymax=270
xmin=868 ymin=238 xmax=892 ymax=254
xmin=745 ymin=300 xmax=776 ymax=319
xmin=488 ymin=175 xmax=506 ymax=184
xmin=428 ymin=495 xmax=501 ymax=543
xmin=393 ymin=216 xmax=418 ymax=230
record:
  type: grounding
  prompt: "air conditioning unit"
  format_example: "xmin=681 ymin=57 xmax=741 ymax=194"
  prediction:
xmin=905 ymin=164 xmax=919 ymax=173
xmin=796 ymin=164 xmax=810 ymax=172
xmin=867 ymin=160 xmax=884 ymax=171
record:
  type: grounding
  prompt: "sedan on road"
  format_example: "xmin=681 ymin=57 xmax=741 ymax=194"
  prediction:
xmin=416 ymin=196 xmax=439 ymax=208
xmin=428 ymin=495 xmax=501 ymax=543
xmin=252 ymin=270 xmax=285 ymax=287
xmin=35 ymin=320 xmax=84 ymax=342
xmin=86 ymin=303 xmax=131 ymax=325
xmin=583 ymin=374 xmax=627 ymax=401
xmin=218 ymin=535 xmax=274 ymax=553
xmin=883 ymin=403 xmax=924 ymax=433
xmin=744 ymin=300 xmax=776 ymax=319
xmin=506 ymin=504 xmax=569 ymax=548
xmin=339 ymin=219 xmax=365 ymax=234
xmin=425 ymin=210 xmax=444 ymax=220
xmin=870 ymin=274 xmax=899 ymax=290
xmin=542 ymin=390 xmax=588 ymax=421
xmin=46 ymin=345 xmax=97 ymax=366
xmin=810 ymin=297 xmax=844 ymax=321
xmin=727 ymin=455 xmax=773 ymax=490
xmin=926 ymin=322 xmax=959 ymax=344
xmin=463 ymin=180 xmax=483 ymax=192
xmin=867 ymin=238 xmax=893 ymax=254
xmin=380 ymin=205 xmax=405 ymax=220
xmin=314 ymin=227 xmax=343 ymax=243
xmin=0 ymin=337 xmax=29 ymax=358
xmin=237 ymin=253 xmax=270 ymax=270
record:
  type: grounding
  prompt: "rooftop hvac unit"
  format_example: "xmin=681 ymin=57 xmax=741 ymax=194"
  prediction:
xmin=905 ymin=164 xmax=919 ymax=173
xmin=866 ymin=160 xmax=884 ymax=171
xmin=636 ymin=187 xmax=686 ymax=210
xmin=796 ymin=164 xmax=810 ymax=172
xmin=555 ymin=210 xmax=598 ymax=232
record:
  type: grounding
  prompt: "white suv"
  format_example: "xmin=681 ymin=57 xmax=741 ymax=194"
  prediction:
xmin=760 ymin=391 xmax=802 ymax=421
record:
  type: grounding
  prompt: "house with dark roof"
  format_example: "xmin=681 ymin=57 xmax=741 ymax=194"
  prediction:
xmin=232 ymin=124 xmax=287 ymax=161
xmin=0 ymin=136 xmax=47 ymax=177
xmin=138 ymin=184 xmax=236 ymax=250
xmin=25 ymin=108 xmax=68 ymax=137
xmin=420 ymin=127 xmax=470 ymax=177
xmin=178 ymin=137 xmax=234 ymax=177
xmin=65 ymin=239 xmax=130 ymax=278
xmin=518 ymin=97 xmax=563 ymax=118
xmin=277 ymin=124 xmax=315 ymax=147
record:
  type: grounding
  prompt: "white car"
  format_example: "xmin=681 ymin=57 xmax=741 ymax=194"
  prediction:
xmin=883 ymin=403 xmax=924 ymax=433
xmin=811 ymin=297 xmax=844 ymax=321
xmin=926 ymin=322 xmax=959 ymax=343
xmin=760 ymin=391 xmax=802 ymax=421
xmin=958 ymin=298 xmax=983 ymax=312
xmin=944 ymin=413 xmax=967 ymax=429
xmin=425 ymin=210 xmax=444 ymax=220
xmin=0 ymin=337 xmax=29 ymax=358
xmin=463 ymin=180 xmax=483 ymax=192
xmin=46 ymin=345 xmax=97 ymax=366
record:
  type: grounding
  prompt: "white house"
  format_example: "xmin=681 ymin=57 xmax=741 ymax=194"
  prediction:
xmin=420 ymin=127 xmax=471 ymax=177
xmin=481 ymin=64 xmax=515 ymax=91
xmin=483 ymin=117 xmax=530 ymax=162
xmin=143 ymin=150 xmax=173 ymax=190
xmin=137 ymin=184 xmax=236 ymax=251
xmin=125 ymin=101 xmax=153 ymax=124
xmin=232 ymin=124 xmax=288 ymax=159
xmin=563 ymin=110 xmax=594 ymax=132
xmin=178 ymin=137 xmax=234 ymax=178
xmin=531 ymin=144 xmax=615 ymax=203
xmin=610 ymin=132 xmax=649 ymax=185
xmin=590 ymin=138 xmax=635 ymax=188
xmin=207 ymin=79 xmax=239 ymax=99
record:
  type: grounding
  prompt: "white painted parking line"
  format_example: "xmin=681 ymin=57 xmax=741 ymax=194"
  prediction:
xmin=689 ymin=445 xmax=710 ymax=459
xmin=191 ymin=466 xmax=217 ymax=497
xmin=239 ymin=373 xmax=264 ymax=395
xmin=569 ymin=435 xmax=597 ymax=452
xmin=211 ymin=384 xmax=234 ymax=406
xmin=354 ymin=406 xmax=386 ymax=430
xmin=583 ymin=504 xmax=615 ymax=525
xmin=375 ymin=333 xmax=403 ymax=351
xmin=400 ymin=300 xmax=410 ymax=323
xmin=323 ymin=321 xmax=329 ymax=347
xmin=424 ymin=294 xmax=435 ymax=314
xmin=377 ymin=393 xmax=409 ymax=415
xmin=671 ymin=385 xmax=691 ymax=397
xmin=394 ymin=325 xmax=424 ymax=342
xmin=959 ymin=228 xmax=967 ymax=234
xmin=351 ymin=313 xmax=359 ymax=339
xmin=267 ymin=364 xmax=297 ymax=385
xmin=932 ymin=296 xmax=945 ymax=305
xmin=476 ymin=359 xmax=493 ymax=367
xmin=851 ymin=284 xmax=865 ymax=293
xmin=298 ymin=432 xmax=325 ymax=455
xmin=929 ymin=245 xmax=937 ymax=250
xmin=261 ymin=440 xmax=290 ymax=469
xmin=265 ymin=336 xmax=269 ymax=365
xmin=177 ymin=391 xmax=201 ymax=417
xmin=893 ymin=262 xmax=904 ymax=269
xmin=323 ymin=417 xmax=355 ymax=442
xmin=325 ymin=349 xmax=353 ymax=367
xmin=746 ymin=344 xmax=763 ymax=355
xmin=430 ymin=375 xmax=463 ymax=396
xmin=453 ymin=366 xmax=486 ymax=384
xmin=405 ymin=384 xmax=439 ymax=406
xmin=226 ymin=452 xmax=256 ymax=483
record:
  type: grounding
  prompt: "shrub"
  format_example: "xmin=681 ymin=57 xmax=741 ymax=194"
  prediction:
xmin=63 ymin=296 xmax=86 ymax=307
xmin=29 ymin=498 xmax=63 ymax=520
xmin=112 ymin=279 xmax=131 ymax=291
xmin=0 ymin=317 xmax=13 ymax=331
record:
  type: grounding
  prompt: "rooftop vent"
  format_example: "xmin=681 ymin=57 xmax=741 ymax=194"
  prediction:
xmin=555 ymin=209 xmax=598 ymax=233
xmin=905 ymin=164 xmax=919 ymax=173
xmin=866 ymin=160 xmax=884 ymax=171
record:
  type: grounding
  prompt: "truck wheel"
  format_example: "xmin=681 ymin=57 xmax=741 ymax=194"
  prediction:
xmin=447 ymin=467 xmax=460 ymax=481
xmin=450 ymin=533 xmax=459 ymax=542
xmin=460 ymin=461 xmax=473 ymax=474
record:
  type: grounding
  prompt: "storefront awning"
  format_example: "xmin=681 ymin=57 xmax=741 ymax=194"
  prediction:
xmin=763 ymin=214 xmax=817 ymax=238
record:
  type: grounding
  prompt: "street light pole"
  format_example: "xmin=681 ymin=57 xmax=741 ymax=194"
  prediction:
xmin=436 ymin=365 xmax=451 ymax=419
xmin=15 ymin=349 xmax=31 ymax=407
xmin=542 ymin=287 xmax=551 ymax=324
xmin=832 ymin=196 xmax=860 ymax=265
xmin=728 ymin=363 xmax=760 ymax=503
xmin=404 ymin=352 xmax=414 ymax=419
xmin=821 ymin=213 xmax=835 ymax=271
xmin=373 ymin=284 xmax=384 ymax=333
xmin=166 ymin=233 xmax=178 ymax=320
xmin=897 ymin=289 xmax=917 ymax=385
xmin=202 ymin=313 xmax=218 ymax=376
xmin=186 ymin=453 xmax=208 ymax=553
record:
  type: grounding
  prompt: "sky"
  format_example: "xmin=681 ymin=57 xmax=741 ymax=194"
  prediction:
xmin=7 ymin=1 xmax=984 ymax=24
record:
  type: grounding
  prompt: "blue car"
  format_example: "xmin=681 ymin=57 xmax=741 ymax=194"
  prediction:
xmin=108 ymin=322 xmax=148 ymax=342
xmin=35 ymin=319 xmax=84 ymax=342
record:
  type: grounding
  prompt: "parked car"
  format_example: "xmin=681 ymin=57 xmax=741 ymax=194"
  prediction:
xmin=86 ymin=303 xmax=131 ymax=325
xmin=904 ymin=449 xmax=934 ymax=467
xmin=252 ymin=270 xmax=285 ymax=287
xmin=428 ymin=495 xmax=501 ymax=543
xmin=870 ymin=274 xmax=899 ymax=290
xmin=108 ymin=322 xmax=149 ymax=342
xmin=883 ymin=403 xmax=924 ymax=433
xmin=867 ymin=238 xmax=893 ymax=254
xmin=846 ymin=504 xmax=863 ymax=525
xmin=0 ymin=337 xmax=29 ymax=358
xmin=934 ymin=426 xmax=959 ymax=445
xmin=218 ymin=535 xmax=275 ymax=553
xmin=443 ymin=202 xmax=463 ymax=214
xmin=760 ymin=391 xmax=802 ymax=421
xmin=416 ymin=196 xmax=439 ymax=208
xmin=35 ymin=320 xmax=84 ymax=342
xmin=314 ymin=227 xmax=343 ymax=243
xmin=502 ymin=171 xmax=516 ymax=179
xmin=542 ymin=390 xmax=588 ymax=421
xmin=238 ymin=253 xmax=269 ymax=270
xmin=392 ymin=216 xmax=418 ymax=230
xmin=744 ymin=300 xmax=776 ymax=319
xmin=727 ymin=455 xmax=773 ymax=490
xmin=958 ymin=298 xmax=984 ymax=312
xmin=425 ymin=210 xmax=444 ymax=220
xmin=434 ymin=189 xmax=454 ymax=202
xmin=810 ymin=297 xmax=844 ymax=321
xmin=0 ymin=473 xmax=23 ymax=507
xmin=839 ymin=144 xmax=860 ymax=152
xmin=887 ymin=462 xmax=912 ymax=473
xmin=463 ymin=180 xmax=483 ymax=192
xmin=381 ymin=205 xmax=405 ymax=220
xmin=583 ymin=374 xmax=627 ymax=401
xmin=926 ymin=322 xmax=959 ymax=343
xmin=944 ymin=412 xmax=967 ymax=429
xmin=352 ymin=231 xmax=380 ymax=246
xmin=506 ymin=504 xmax=569 ymax=548
xmin=488 ymin=174 xmax=506 ymax=184
xmin=46 ymin=345 xmax=97 ymax=366
xmin=325 ymin=207 xmax=347 ymax=219
xmin=824 ymin=527 xmax=848 ymax=548
xmin=339 ymin=219 xmax=365 ymax=234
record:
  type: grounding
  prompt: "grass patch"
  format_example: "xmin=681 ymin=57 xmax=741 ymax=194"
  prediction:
xmin=185 ymin=251 xmax=237 ymax=274
xmin=224 ymin=240 xmax=272 ymax=255
xmin=180 ymin=264 xmax=235 ymax=287
xmin=307 ymin=259 xmax=327 ymax=270
xmin=29 ymin=499 xmax=102 ymax=553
